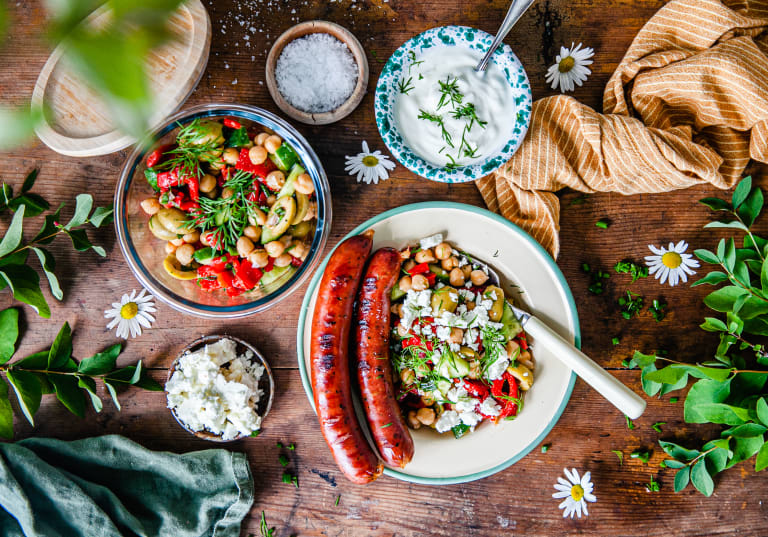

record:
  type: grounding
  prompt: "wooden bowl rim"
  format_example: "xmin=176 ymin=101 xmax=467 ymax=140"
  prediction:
xmin=166 ymin=334 xmax=275 ymax=442
xmin=265 ymin=20 xmax=369 ymax=126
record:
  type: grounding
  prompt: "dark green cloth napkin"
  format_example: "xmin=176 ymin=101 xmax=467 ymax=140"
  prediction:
xmin=0 ymin=435 xmax=254 ymax=537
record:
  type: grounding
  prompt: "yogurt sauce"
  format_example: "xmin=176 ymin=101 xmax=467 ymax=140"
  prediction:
xmin=394 ymin=46 xmax=517 ymax=169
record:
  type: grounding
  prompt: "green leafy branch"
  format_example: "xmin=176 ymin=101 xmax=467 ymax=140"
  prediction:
xmin=0 ymin=307 xmax=162 ymax=439
xmin=0 ymin=170 xmax=113 ymax=318
xmin=627 ymin=176 xmax=768 ymax=496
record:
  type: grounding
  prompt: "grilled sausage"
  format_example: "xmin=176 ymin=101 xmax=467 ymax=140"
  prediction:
xmin=310 ymin=231 xmax=383 ymax=484
xmin=355 ymin=248 xmax=414 ymax=468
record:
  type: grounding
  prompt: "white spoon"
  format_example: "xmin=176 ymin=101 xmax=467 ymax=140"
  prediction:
xmin=477 ymin=257 xmax=647 ymax=419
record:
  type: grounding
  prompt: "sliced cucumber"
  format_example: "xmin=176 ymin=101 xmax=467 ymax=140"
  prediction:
xmin=149 ymin=215 xmax=178 ymax=240
xmin=500 ymin=300 xmax=523 ymax=340
xmin=391 ymin=283 xmax=407 ymax=301
xmin=436 ymin=351 xmax=470 ymax=379
xmin=259 ymin=265 xmax=296 ymax=293
xmin=275 ymin=164 xmax=305 ymax=199
xmin=269 ymin=143 xmax=299 ymax=171
xmin=289 ymin=221 xmax=313 ymax=239
xmin=193 ymin=247 xmax=216 ymax=265
xmin=429 ymin=264 xmax=450 ymax=283
xmin=292 ymin=192 xmax=309 ymax=225
xmin=261 ymin=196 xmax=297 ymax=243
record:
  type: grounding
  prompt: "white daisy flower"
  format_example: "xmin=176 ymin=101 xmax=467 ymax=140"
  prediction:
xmin=104 ymin=289 xmax=157 ymax=339
xmin=344 ymin=141 xmax=396 ymax=185
xmin=553 ymin=467 xmax=597 ymax=519
xmin=645 ymin=240 xmax=700 ymax=287
xmin=545 ymin=42 xmax=594 ymax=93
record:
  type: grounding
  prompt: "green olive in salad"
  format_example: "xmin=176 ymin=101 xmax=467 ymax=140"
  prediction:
xmin=139 ymin=117 xmax=317 ymax=297
xmin=390 ymin=235 xmax=535 ymax=439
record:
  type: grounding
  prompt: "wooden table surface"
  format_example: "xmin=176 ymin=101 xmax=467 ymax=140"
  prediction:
xmin=2 ymin=1 xmax=767 ymax=536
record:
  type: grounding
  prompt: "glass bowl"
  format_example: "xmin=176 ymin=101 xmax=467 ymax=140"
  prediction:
xmin=115 ymin=103 xmax=331 ymax=318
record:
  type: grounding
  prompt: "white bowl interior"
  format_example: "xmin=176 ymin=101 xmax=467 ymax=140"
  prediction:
xmin=298 ymin=203 xmax=578 ymax=483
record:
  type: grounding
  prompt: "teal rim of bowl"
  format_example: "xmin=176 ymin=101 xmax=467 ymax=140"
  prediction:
xmin=374 ymin=26 xmax=533 ymax=184
xmin=296 ymin=202 xmax=579 ymax=485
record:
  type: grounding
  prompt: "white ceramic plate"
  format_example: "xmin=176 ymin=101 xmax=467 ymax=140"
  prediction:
xmin=296 ymin=202 xmax=578 ymax=484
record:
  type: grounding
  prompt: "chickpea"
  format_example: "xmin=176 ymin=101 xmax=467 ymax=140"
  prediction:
xmin=400 ymin=368 xmax=416 ymax=385
xmin=414 ymin=248 xmax=436 ymax=264
xmin=209 ymin=158 xmax=225 ymax=171
xmin=449 ymin=268 xmax=466 ymax=287
xmin=434 ymin=242 xmax=452 ymax=260
xmin=421 ymin=393 xmax=436 ymax=406
xmin=449 ymin=327 xmax=464 ymax=345
xmin=466 ymin=300 xmax=476 ymax=311
xmin=175 ymin=244 xmax=195 ymax=266
xmin=200 ymin=231 xmax=216 ymax=247
xmin=403 ymin=259 xmax=416 ymax=272
xmin=267 ymin=195 xmax=277 ymax=207
xmin=182 ymin=230 xmax=200 ymax=244
xmin=170 ymin=237 xmax=184 ymax=247
xmin=289 ymin=241 xmax=306 ymax=259
xmin=442 ymin=256 xmax=459 ymax=270
xmin=248 ymin=208 xmax=268 ymax=226
xmin=236 ymin=236 xmax=255 ymax=257
xmin=399 ymin=247 xmax=412 ymax=260
xmin=165 ymin=241 xmax=177 ymax=255
xmin=221 ymin=187 xmax=235 ymax=200
xmin=274 ymin=253 xmax=293 ymax=267
xmin=506 ymin=339 xmax=520 ymax=359
xmin=222 ymin=147 xmax=240 ymax=165
xmin=203 ymin=187 xmax=218 ymax=199
xmin=294 ymin=173 xmax=315 ymax=195
xmin=470 ymin=269 xmax=489 ymax=286
xmin=519 ymin=350 xmax=535 ymax=370
xmin=199 ymin=174 xmax=217 ymax=193
xmin=254 ymin=132 xmax=270 ymax=146
xmin=243 ymin=225 xmax=261 ymax=241
xmin=248 ymin=249 xmax=270 ymax=268
xmin=264 ymin=135 xmax=282 ymax=154
xmin=303 ymin=201 xmax=317 ymax=221
xmin=279 ymin=233 xmax=293 ymax=246
xmin=407 ymin=410 xmax=421 ymax=430
xmin=415 ymin=363 xmax=430 ymax=377
xmin=416 ymin=407 xmax=436 ymax=426
xmin=248 ymin=145 xmax=268 ymax=165
xmin=140 ymin=197 xmax=161 ymax=215
xmin=468 ymin=360 xmax=482 ymax=379
xmin=461 ymin=265 xmax=472 ymax=278
xmin=265 ymin=170 xmax=286 ymax=191
xmin=265 ymin=240 xmax=285 ymax=258
xmin=411 ymin=274 xmax=429 ymax=291
xmin=396 ymin=324 xmax=409 ymax=338
xmin=390 ymin=303 xmax=403 ymax=317
xmin=398 ymin=275 xmax=413 ymax=292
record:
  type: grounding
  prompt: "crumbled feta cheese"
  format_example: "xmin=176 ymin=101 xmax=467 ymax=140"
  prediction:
xmin=419 ymin=233 xmax=444 ymax=250
xmin=166 ymin=338 xmax=264 ymax=440
xmin=435 ymin=410 xmax=461 ymax=433
xmin=480 ymin=299 xmax=494 ymax=310
xmin=458 ymin=256 xmax=469 ymax=267
xmin=435 ymin=325 xmax=451 ymax=342
xmin=463 ymin=328 xmax=478 ymax=346
xmin=449 ymin=292 xmax=458 ymax=303
xmin=399 ymin=289 xmax=433 ymax=328
xmin=464 ymin=281 xmax=473 ymax=288
xmin=456 ymin=304 xmax=468 ymax=315
xmin=458 ymin=289 xmax=475 ymax=301
xmin=485 ymin=356 xmax=509 ymax=381
xmin=480 ymin=397 xmax=502 ymax=417
xmin=488 ymin=290 xmax=498 ymax=300
xmin=449 ymin=342 xmax=461 ymax=352
xmin=435 ymin=282 xmax=446 ymax=289
xmin=459 ymin=410 xmax=482 ymax=427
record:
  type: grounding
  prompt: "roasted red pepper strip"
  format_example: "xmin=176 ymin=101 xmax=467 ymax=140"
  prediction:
xmin=232 ymin=259 xmax=262 ymax=290
xmin=235 ymin=148 xmax=277 ymax=178
xmin=491 ymin=371 xmax=520 ymax=422
xmin=425 ymin=272 xmax=437 ymax=286
xmin=223 ymin=118 xmax=242 ymax=129
xmin=462 ymin=379 xmax=490 ymax=400
xmin=401 ymin=337 xmax=434 ymax=352
xmin=407 ymin=262 xmax=430 ymax=275
xmin=516 ymin=334 xmax=528 ymax=350
xmin=146 ymin=143 xmax=174 ymax=168
xmin=157 ymin=168 xmax=179 ymax=191
xmin=290 ymin=256 xmax=303 ymax=267
xmin=185 ymin=174 xmax=200 ymax=201
xmin=197 ymin=277 xmax=221 ymax=291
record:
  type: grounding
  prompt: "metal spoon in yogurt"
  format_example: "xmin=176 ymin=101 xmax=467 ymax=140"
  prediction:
xmin=475 ymin=0 xmax=537 ymax=72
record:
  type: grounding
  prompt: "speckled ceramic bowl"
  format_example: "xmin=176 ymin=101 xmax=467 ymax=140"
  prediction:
xmin=374 ymin=26 xmax=532 ymax=183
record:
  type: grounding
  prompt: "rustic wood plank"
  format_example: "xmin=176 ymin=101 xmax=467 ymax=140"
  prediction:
xmin=2 ymin=0 xmax=768 ymax=536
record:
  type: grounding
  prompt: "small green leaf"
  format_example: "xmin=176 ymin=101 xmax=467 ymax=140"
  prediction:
xmin=699 ymin=197 xmax=732 ymax=211
xmin=78 ymin=344 xmax=122 ymax=375
xmin=703 ymin=286 xmax=750 ymax=312
xmin=48 ymin=322 xmax=73 ymax=369
xmin=700 ymin=317 xmax=728 ymax=332
xmin=77 ymin=377 xmax=103 ymax=413
xmin=0 ymin=265 xmax=51 ymax=318
xmin=0 ymin=204 xmax=25 ymax=257
xmin=664 ymin=459 xmax=686 ymax=469
xmin=9 ymin=194 xmax=49 ymax=217
xmin=732 ymin=176 xmax=752 ymax=208
xmin=49 ymin=375 xmax=86 ymax=418
xmin=694 ymin=249 xmax=720 ymax=265
xmin=0 ymin=308 xmax=19 ymax=364
xmin=755 ymin=442 xmax=768 ymax=471
xmin=724 ymin=238 xmax=737 ymax=271
xmin=611 ymin=449 xmax=623 ymax=464
xmin=703 ymin=221 xmax=749 ymax=232
xmin=756 ymin=398 xmax=768 ymax=427
xmin=65 ymin=194 xmax=93 ymax=230
xmin=738 ymin=187 xmax=763 ymax=228
xmin=32 ymin=206 xmax=63 ymax=245
xmin=722 ymin=423 xmax=767 ymax=438
xmin=31 ymin=247 xmax=62 ymax=300
xmin=644 ymin=365 xmax=688 ymax=385
xmin=20 ymin=169 xmax=38 ymax=193
xmin=728 ymin=436 xmax=764 ymax=468
xmin=659 ymin=440 xmax=700 ymax=461
xmin=717 ymin=239 xmax=726 ymax=260
xmin=629 ymin=351 xmax=657 ymax=368
xmin=692 ymin=271 xmax=728 ymax=287
xmin=66 ymin=229 xmax=93 ymax=252
xmin=674 ymin=467 xmax=690 ymax=492
xmin=89 ymin=205 xmax=114 ymax=228
xmin=691 ymin=459 xmax=715 ymax=496
xmin=5 ymin=369 xmax=41 ymax=426
xmin=0 ymin=378 xmax=14 ymax=439
xmin=104 ymin=380 xmax=121 ymax=411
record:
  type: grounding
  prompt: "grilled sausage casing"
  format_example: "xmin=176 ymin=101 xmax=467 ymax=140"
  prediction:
xmin=310 ymin=232 xmax=383 ymax=484
xmin=355 ymin=247 xmax=414 ymax=468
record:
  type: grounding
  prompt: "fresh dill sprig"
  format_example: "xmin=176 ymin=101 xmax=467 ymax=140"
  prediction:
xmin=417 ymin=109 xmax=454 ymax=148
xmin=451 ymin=103 xmax=487 ymax=131
xmin=406 ymin=50 xmax=424 ymax=76
xmin=397 ymin=76 xmax=415 ymax=95
xmin=157 ymin=119 xmax=224 ymax=178
xmin=437 ymin=77 xmax=463 ymax=110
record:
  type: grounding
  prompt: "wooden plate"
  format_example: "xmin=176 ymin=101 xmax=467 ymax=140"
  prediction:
xmin=265 ymin=20 xmax=369 ymax=125
xmin=31 ymin=0 xmax=211 ymax=157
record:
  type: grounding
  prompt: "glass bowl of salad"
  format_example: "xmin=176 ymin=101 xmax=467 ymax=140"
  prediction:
xmin=115 ymin=103 xmax=331 ymax=318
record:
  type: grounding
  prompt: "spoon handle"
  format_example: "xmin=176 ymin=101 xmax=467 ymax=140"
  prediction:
xmin=475 ymin=0 xmax=537 ymax=72
xmin=522 ymin=315 xmax=647 ymax=419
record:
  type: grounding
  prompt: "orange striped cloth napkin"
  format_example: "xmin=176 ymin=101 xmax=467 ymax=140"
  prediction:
xmin=476 ymin=0 xmax=768 ymax=258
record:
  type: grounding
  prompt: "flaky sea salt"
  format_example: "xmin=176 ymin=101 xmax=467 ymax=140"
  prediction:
xmin=275 ymin=33 xmax=358 ymax=113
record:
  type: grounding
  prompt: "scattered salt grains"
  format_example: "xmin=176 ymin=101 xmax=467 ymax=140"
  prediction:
xmin=275 ymin=33 xmax=358 ymax=113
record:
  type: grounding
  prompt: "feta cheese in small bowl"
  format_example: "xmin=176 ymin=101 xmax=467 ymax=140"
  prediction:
xmin=166 ymin=335 xmax=274 ymax=442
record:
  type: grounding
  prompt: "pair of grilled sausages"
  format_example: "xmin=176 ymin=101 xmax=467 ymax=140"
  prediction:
xmin=309 ymin=231 xmax=414 ymax=484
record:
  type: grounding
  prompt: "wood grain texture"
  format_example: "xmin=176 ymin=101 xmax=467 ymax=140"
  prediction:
xmin=2 ymin=0 xmax=768 ymax=536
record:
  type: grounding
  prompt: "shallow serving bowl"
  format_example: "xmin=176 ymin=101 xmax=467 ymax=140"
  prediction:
xmin=374 ymin=25 xmax=532 ymax=183
xmin=115 ymin=103 xmax=331 ymax=318
xmin=167 ymin=334 xmax=275 ymax=442
xmin=296 ymin=202 xmax=578 ymax=484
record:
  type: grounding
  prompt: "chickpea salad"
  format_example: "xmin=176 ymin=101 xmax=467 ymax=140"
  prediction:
xmin=139 ymin=117 xmax=317 ymax=297
xmin=390 ymin=234 xmax=535 ymax=439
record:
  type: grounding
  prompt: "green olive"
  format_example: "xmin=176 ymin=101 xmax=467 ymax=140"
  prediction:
xmin=261 ymin=196 xmax=297 ymax=243
xmin=431 ymin=286 xmax=459 ymax=316
xmin=292 ymin=192 xmax=309 ymax=225
xmin=483 ymin=285 xmax=505 ymax=321
xmin=289 ymin=221 xmax=313 ymax=239
xmin=156 ymin=207 xmax=192 ymax=235
xmin=148 ymin=214 xmax=178 ymax=240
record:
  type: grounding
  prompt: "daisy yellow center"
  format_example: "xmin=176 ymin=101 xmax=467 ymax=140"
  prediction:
xmin=558 ymin=56 xmax=575 ymax=73
xmin=120 ymin=302 xmax=139 ymax=320
xmin=362 ymin=155 xmax=379 ymax=167
xmin=662 ymin=251 xmax=682 ymax=269
xmin=570 ymin=484 xmax=585 ymax=501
